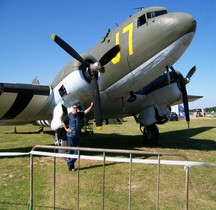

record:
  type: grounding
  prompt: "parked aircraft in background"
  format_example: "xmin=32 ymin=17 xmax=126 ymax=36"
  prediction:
xmin=0 ymin=6 xmax=201 ymax=145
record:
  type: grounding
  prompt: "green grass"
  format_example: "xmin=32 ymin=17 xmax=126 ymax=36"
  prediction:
xmin=0 ymin=117 xmax=216 ymax=209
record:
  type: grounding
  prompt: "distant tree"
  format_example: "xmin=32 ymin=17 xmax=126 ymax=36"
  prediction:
xmin=190 ymin=106 xmax=216 ymax=113
xmin=205 ymin=106 xmax=216 ymax=112
xmin=190 ymin=108 xmax=196 ymax=112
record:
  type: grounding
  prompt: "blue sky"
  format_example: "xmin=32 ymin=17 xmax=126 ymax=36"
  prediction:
xmin=0 ymin=0 xmax=215 ymax=109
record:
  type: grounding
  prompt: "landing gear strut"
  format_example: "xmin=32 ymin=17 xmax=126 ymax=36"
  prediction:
xmin=140 ymin=124 xmax=159 ymax=146
xmin=54 ymin=129 xmax=67 ymax=153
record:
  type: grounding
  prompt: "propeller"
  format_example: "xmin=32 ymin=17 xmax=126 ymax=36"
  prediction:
xmin=170 ymin=65 xmax=196 ymax=128
xmin=52 ymin=34 xmax=120 ymax=130
xmin=52 ymin=34 xmax=89 ymax=67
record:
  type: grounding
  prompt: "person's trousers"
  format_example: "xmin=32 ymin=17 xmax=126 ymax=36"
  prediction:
xmin=67 ymin=135 xmax=80 ymax=168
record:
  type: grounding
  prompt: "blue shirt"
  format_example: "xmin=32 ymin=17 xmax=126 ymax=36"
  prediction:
xmin=65 ymin=112 xmax=84 ymax=138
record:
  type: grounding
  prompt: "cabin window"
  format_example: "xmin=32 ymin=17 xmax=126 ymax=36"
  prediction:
xmin=147 ymin=10 xmax=167 ymax=19
xmin=137 ymin=14 xmax=146 ymax=27
xmin=59 ymin=85 xmax=67 ymax=97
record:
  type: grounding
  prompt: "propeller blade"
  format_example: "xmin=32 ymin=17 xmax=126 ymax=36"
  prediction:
xmin=170 ymin=66 xmax=179 ymax=78
xmin=182 ymin=66 xmax=196 ymax=125
xmin=90 ymin=76 xmax=102 ymax=130
xmin=185 ymin=66 xmax=196 ymax=80
xmin=52 ymin=34 xmax=89 ymax=67
xmin=182 ymin=87 xmax=190 ymax=123
xmin=170 ymin=65 xmax=191 ymax=127
xmin=99 ymin=45 xmax=120 ymax=66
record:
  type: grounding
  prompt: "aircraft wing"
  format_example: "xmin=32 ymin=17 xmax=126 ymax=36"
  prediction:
xmin=171 ymin=95 xmax=203 ymax=106
xmin=0 ymin=82 xmax=52 ymax=123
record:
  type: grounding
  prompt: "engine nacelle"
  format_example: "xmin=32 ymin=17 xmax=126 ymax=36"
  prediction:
xmin=51 ymin=103 xmax=67 ymax=130
xmin=138 ymin=83 xmax=181 ymax=126
xmin=52 ymin=54 xmax=100 ymax=106
xmin=138 ymin=106 xmax=156 ymax=126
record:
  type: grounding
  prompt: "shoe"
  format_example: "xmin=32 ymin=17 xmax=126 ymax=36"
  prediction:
xmin=67 ymin=163 xmax=75 ymax=171
xmin=69 ymin=166 xmax=76 ymax=171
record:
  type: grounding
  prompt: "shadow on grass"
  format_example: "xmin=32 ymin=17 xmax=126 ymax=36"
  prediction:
xmin=5 ymin=130 xmax=54 ymax=135
xmin=81 ymin=126 xmax=216 ymax=151
xmin=0 ymin=144 xmax=54 ymax=154
xmin=159 ymin=126 xmax=216 ymax=150
xmin=1 ymin=126 xmax=216 ymax=154
xmin=79 ymin=162 xmax=117 ymax=171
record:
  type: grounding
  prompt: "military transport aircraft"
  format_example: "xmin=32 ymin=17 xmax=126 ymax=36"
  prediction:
xmin=0 ymin=7 xmax=201 ymax=145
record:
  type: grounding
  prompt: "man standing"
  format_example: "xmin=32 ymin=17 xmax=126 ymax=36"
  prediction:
xmin=62 ymin=102 xmax=93 ymax=171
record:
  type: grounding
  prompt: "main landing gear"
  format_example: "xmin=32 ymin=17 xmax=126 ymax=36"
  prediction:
xmin=53 ymin=129 xmax=68 ymax=153
xmin=140 ymin=123 xmax=159 ymax=146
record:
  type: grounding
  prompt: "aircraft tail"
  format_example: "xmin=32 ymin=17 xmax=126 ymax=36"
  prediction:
xmin=32 ymin=76 xmax=40 ymax=84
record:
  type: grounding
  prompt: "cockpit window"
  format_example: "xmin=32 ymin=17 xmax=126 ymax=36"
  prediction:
xmin=147 ymin=10 xmax=167 ymax=19
xmin=137 ymin=14 xmax=146 ymax=28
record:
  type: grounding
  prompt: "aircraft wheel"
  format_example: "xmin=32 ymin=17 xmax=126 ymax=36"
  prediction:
xmin=142 ymin=124 xmax=159 ymax=146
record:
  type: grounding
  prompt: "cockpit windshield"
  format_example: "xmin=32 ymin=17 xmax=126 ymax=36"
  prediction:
xmin=137 ymin=7 xmax=168 ymax=28
xmin=147 ymin=10 xmax=167 ymax=19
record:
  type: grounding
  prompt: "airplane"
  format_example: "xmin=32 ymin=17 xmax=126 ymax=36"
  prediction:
xmin=0 ymin=6 xmax=201 ymax=145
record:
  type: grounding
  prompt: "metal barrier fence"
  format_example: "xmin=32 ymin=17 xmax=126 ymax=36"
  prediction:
xmin=1 ymin=146 xmax=215 ymax=210
xmin=28 ymin=145 xmax=215 ymax=210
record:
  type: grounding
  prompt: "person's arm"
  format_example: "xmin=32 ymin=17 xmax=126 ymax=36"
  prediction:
xmin=62 ymin=121 xmax=72 ymax=133
xmin=84 ymin=102 xmax=94 ymax=115
xmin=62 ymin=115 xmax=72 ymax=133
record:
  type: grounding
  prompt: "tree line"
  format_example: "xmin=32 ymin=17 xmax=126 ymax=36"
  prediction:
xmin=190 ymin=106 xmax=216 ymax=113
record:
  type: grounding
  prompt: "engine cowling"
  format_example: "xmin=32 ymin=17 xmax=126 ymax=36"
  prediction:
xmin=51 ymin=103 xmax=67 ymax=130
xmin=138 ymin=83 xmax=181 ymax=126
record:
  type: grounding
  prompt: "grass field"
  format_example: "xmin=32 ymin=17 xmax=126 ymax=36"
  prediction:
xmin=0 ymin=117 xmax=215 ymax=209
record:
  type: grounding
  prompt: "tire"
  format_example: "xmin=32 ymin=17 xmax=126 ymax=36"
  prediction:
xmin=143 ymin=124 xmax=159 ymax=146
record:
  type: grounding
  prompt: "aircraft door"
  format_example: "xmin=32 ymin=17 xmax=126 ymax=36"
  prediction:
xmin=126 ymin=14 xmax=148 ymax=71
xmin=122 ymin=17 xmax=147 ymax=91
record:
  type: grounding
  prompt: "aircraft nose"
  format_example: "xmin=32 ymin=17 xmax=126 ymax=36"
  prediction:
xmin=174 ymin=12 xmax=197 ymax=35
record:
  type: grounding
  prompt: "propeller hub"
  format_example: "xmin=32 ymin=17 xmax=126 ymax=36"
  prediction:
xmin=90 ymin=62 xmax=101 ymax=74
xmin=185 ymin=77 xmax=190 ymax=84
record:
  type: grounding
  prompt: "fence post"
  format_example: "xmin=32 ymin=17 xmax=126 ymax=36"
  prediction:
xmin=156 ymin=155 xmax=161 ymax=210
xmin=54 ymin=153 xmax=56 ymax=210
xmin=128 ymin=153 xmax=132 ymax=210
xmin=77 ymin=150 xmax=81 ymax=210
xmin=102 ymin=152 xmax=106 ymax=210
xmin=29 ymin=153 xmax=33 ymax=210
xmin=185 ymin=165 xmax=190 ymax=210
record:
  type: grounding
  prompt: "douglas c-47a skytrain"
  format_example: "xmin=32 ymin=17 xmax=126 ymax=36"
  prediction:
xmin=0 ymin=7 xmax=201 ymax=145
